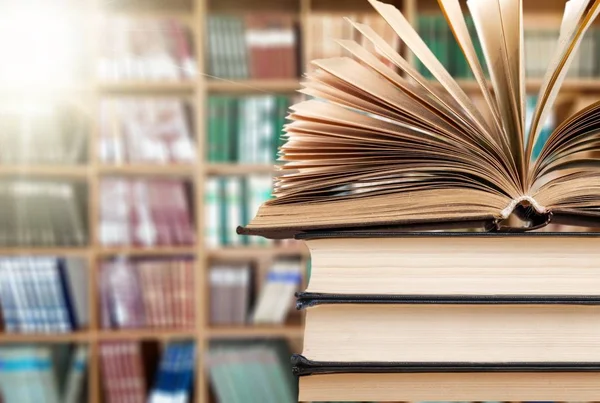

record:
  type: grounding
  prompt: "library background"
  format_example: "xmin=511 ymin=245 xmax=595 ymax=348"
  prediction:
xmin=0 ymin=0 xmax=596 ymax=402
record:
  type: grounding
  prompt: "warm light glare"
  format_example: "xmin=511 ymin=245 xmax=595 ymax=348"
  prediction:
xmin=0 ymin=7 xmax=79 ymax=89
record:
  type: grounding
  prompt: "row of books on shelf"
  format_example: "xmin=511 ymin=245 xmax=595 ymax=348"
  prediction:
xmin=0 ymin=340 xmax=300 ymax=403
xmin=0 ymin=256 xmax=305 ymax=334
xmin=0 ymin=344 xmax=87 ymax=403
xmin=417 ymin=14 xmax=600 ymax=78
xmin=0 ymin=100 xmax=87 ymax=165
xmin=99 ymin=97 xmax=196 ymax=165
xmin=0 ymin=93 xmax=571 ymax=172
xmin=207 ymin=95 xmax=292 ymax=163
xmin=207 ymin=13 xmax=298 ymax=80
xmin=97 ymin=17 xmax=196 ymax=82
xmin=16 ymin=13 xmax=600 ymax=86
xmin=3 ymin=94 xmax=290 ymax=166
xmin=209 ymin=258 xmax=302 ymax=326
xmin=205 ymin=175 xmax=272 ymax=247
xmin=100 ymin=178 xmax=195 ymax=247
xmin=101 ymin=341 xmax=195 ymax=403
xmin=100 ymin=258 xmax=195 ymax=329
xmin=0 ymin=176 xmax=301 ymax=248
xmin=0 ymin=181 xmax=86 ymax=247
xmin=0 ymin=258 xmax=87 ymax=334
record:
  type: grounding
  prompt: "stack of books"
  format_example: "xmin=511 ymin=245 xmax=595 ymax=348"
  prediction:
xmin=100 ymin=258 xmax=195 ymax=329
xmin=100 ymin=341 xmax=195 ymax=403
xmin=206 ymin=13 xmax=298 ymax=79
xmin=99 ymin=97 xmax=196 ymax=165
xmin=0 ymin=257 xmax=88 ymax=333
xmin=239 ymin=0 xmax=600 ymax=400
xmin=100 ymin=178 xmax=195 ymax=247
xmin=0 ymin=344 xmax=88 ymax=403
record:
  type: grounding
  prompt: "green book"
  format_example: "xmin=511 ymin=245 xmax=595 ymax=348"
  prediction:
xmin=217 ymin=177 xmax=227 ymax=246
xmin=222 ymin=97 xmax=232 ymax=162
xmin=214 ymin=97 xmax=225 ymax=162
xmin=207 ymin=97 xmax=218 ymax=162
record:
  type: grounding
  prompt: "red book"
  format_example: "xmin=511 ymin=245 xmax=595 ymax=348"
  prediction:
xmin=100 ymin=343 xmax=122 ymax=403
xmin=158 ymin=261 xmax=173 ymax=328
xmin=172 ymin=259 xmax=195 ymax=328
xmin=122 ymin=343 xmax=146 ymax=403
xmin=168 ymin=19 xmax=195 ymax=79
xmin=245 ymin=13 xmax=296 ymax=79
xmin=164 ymin=180 xmax=195 ymax=245
xmin=183 ymin=260 xmax=195 ymax=327
xmin=137 ymin=261 xmax=159 ymax=327
xmin=148 ymin=180 xmax=172 ymax=246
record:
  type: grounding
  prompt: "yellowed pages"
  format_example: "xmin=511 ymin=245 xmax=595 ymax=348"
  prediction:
xmin=300 ymin=373 xmax=600 ymax=402
xmin=526 ymin=0 xmax=600 ymax=167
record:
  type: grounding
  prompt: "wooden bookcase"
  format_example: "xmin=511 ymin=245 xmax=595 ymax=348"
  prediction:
xmin=0 ymin=0 xmax=597 ymax=402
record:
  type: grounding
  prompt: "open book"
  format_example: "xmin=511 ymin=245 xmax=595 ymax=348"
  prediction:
xmin=240 ymin=0 xmax=600 ymax=236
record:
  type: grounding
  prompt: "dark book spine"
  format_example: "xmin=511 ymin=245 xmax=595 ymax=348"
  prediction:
xmin=295 ymin=292 xmax=600 ymax=310
xmin=291 ymin=354 xmax=600 ymax=377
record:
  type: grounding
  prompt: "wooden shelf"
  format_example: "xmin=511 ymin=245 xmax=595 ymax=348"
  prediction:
xmin=97 ymin=81 xmax=196 ymax=93
xmin=207 ymin=244 xmax=308 ymax=259
xmin=98 ymin=165 xmax=196 ymax=177
xmin=97 ymin=329 xmax=196 ymax=341
xmin=96 ymin=246 xmax=196 ymax=257
xmin=205 ymin=163 xmax=276 ymax=175
xmin=206 ymin=79 xmax=299 ymax=93
xmin=0 ymin=247 xmax=90 ymax=256
xmin=102 ymin=9 xmax=194 ymax=24
xmin=0 ymin=331 xmax=92 ymax=343
xmin=0 ymin=165 xmax=89 ymax=179
xmin=207 ymin=325 xmax=304 ymax=339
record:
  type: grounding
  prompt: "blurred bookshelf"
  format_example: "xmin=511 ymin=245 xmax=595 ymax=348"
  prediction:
xmin=0 ymin=0 xmax=597 ymax=402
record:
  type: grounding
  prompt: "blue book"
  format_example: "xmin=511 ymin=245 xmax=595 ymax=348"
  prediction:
xmin=148 ymin=342 xmax=180 ymax=402
xmin=173 ymin=342 xmax=196 ymax=402
xmin=149 ymin=341 xmax=196 ymax=403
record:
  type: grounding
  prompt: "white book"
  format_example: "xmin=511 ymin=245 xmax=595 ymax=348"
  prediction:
xmin=204 ymin=178 xmax=220 ymax=248
xmin=225 ymin=177 xmax=242 ymax=246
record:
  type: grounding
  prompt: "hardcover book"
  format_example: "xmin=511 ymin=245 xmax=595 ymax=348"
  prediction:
xmin=241 ymin=0 xmax=600 ymax=237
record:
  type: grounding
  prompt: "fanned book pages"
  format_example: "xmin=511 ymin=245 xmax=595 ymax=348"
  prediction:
xmin=240 ymin=0 xmax=600 ymax=237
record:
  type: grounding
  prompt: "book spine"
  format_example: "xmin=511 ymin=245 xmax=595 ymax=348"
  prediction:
xmin=225 ymin=177 xmax=242 ymax=247
xmin=63 ymin=346 xmax=88 ymax=403
xmin=204 ymin=177 xmax=220 ymax=248
xmin=0 ymin=259 xmax=17 ymax=332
